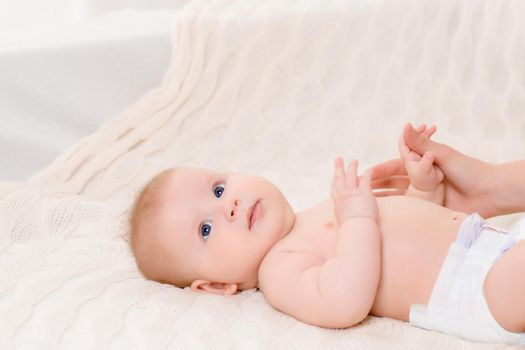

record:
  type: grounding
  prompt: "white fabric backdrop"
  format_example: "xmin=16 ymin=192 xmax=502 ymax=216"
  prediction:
xmin=0 ymin=10 xmax=176 ymax=181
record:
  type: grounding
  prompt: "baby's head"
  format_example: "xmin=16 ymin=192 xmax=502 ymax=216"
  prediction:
xmin=130 ymin=167 xmax=295 ymax=294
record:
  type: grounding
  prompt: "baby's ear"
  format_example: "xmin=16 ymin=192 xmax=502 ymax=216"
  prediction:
xmin=190 ymin=279 xmax=238 ymax=295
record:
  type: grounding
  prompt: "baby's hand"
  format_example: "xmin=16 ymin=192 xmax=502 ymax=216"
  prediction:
xmin=331 ymin=158 xmax=379 ymax=224
xmin=398 ymin=125 xmax=444 ymax=191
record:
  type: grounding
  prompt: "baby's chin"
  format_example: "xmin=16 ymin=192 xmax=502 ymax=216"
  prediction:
xmin=238 ymin=279 xmax=258 ymax=290
xmin=280 ymin=201 xmax=297 ymax=238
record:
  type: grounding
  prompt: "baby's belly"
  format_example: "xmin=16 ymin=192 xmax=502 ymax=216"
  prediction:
xmin=368 ymin=196 xmax=468 ymax=321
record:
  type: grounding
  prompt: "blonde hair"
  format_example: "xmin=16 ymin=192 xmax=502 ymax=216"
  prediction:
xmin=130 ymin=168 xmax=191 ymax=287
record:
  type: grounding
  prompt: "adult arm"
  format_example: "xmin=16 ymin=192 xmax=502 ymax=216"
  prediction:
xmin=491 ymin=161 xmax=525 ymax=216
xmin=370 ymin=123 xmax=525 ymax=218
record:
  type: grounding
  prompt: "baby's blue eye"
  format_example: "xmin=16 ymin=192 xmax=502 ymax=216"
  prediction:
xmin=200 ymin=221 xmax=212 ymax=241
xmin=213 ymin=183 xmax=225 ymax=198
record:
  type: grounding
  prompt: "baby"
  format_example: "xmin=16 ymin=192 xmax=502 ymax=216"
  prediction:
xmin=130 ymin=125 xmax=525 ymax=345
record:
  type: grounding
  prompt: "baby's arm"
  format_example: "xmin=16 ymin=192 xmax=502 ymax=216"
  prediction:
xmin=398 ymin=125 xmax=445 ymax=205
xmin=259 ymin=159 xmax=381 ymax=328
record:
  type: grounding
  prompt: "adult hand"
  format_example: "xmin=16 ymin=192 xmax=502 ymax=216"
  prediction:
xmin=369 ymin=123 xmax=503 ymax=218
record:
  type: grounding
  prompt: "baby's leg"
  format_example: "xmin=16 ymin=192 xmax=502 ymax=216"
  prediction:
xmin=484 ymin=241 xmax=525 ymax=333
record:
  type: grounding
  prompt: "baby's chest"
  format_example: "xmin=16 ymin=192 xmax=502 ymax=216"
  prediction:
xmin=281 ymin=215 xmax=339 ymax=262
xmin=277 ymin=199 xmax=341 ymax=260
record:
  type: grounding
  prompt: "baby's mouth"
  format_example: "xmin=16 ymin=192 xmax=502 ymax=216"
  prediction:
xmin=248 ymin=200 xmax=262 ymax=229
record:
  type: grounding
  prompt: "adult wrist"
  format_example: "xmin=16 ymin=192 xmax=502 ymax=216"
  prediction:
xmin=493 ymin=162 xmax=525 ymax=215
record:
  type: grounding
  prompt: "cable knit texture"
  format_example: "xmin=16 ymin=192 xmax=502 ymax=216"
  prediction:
xmin=1 ymin=0 xmax=525 ymax=349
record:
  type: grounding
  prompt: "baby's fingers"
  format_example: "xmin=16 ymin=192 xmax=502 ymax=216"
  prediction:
xmin=331 ymin=157 xmax=346 ymax=197
xmin=419 ymin=151 xmax=435 ymax=174
xmin=345 ymin=159 xmax=358 ymax=189
xmin=398 ymin=134 xmax=420 ymax=161
xmin=359 ymin=169 xmax=372 ymax=191
xmin=422 ymin=125 xmax=437 ymax=138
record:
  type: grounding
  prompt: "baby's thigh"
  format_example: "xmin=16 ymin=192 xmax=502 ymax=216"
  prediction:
xmin=483 ymin=241 xmax=525 ymax=333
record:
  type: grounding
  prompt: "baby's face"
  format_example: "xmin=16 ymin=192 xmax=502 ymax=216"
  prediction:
xmin=158 ymin=167 xmax=295 ymax=290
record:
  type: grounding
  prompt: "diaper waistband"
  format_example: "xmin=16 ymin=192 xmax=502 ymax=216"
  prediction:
xmin=456 ymin=213 xmax=514 ymax=257
xmin=455 ymin=213 xmax=486 ymax=249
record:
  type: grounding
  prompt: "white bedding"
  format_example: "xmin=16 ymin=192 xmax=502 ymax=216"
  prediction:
xmin=1 ymin=0 xmax=525 ymax=349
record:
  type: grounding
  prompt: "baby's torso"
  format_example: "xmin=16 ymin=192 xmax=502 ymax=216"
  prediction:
xmin=264 ymin=196 xmax=468 ymax=321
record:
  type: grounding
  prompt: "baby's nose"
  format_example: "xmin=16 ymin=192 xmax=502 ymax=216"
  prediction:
xmin=226 ymin=199 xmax=240 ymax=219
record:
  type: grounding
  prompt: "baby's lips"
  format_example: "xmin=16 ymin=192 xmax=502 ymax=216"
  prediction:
xmin=247 ymin=201 xmax=257 ymax=229
xmin=248 ymin=200 xmax=263 ymax=229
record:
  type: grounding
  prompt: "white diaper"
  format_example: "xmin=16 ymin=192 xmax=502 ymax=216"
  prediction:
xmin=409 ymin=213 xmax=525 ymax=344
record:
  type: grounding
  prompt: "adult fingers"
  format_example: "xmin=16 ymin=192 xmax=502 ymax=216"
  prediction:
xmin=371 ymin=175 xmax=410 ymax=190
xmin=422 ymin=124 xmax=437 ymax=138
xmin=414 ymin=123 xmax=426 ymax=133
xmin=368 ymin=158 xmax=407 ymax=180
xmin=373 ymin=188 xmax=407 ymax=197
xmin=398 ymin=134 xmax=410 ymax=159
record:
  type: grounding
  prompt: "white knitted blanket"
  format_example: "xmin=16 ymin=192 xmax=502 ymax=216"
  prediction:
xmin=1 ymin=0 xmax=525 ymax=349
